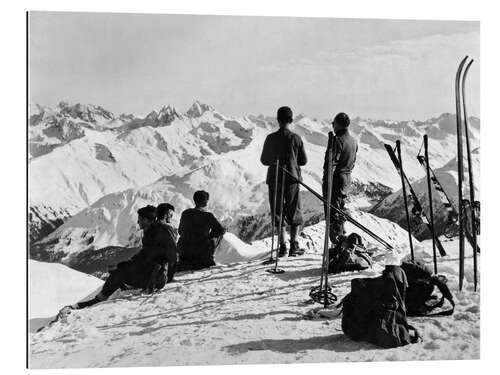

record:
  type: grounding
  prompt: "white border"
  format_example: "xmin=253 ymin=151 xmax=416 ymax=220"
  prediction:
xmin=2 ymin=1 xmax=499 ymax=374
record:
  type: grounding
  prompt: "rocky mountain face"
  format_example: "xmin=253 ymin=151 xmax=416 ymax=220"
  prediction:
xmin=29 ymin=101 xmax=479 ymax=264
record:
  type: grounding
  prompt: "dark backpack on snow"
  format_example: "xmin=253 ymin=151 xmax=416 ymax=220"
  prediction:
xmin=401 ymin=261 xmax=455 ymax=317
xmin=339 ymin=267 xmax=421 ymax=348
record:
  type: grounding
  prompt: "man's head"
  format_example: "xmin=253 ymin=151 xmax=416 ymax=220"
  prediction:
xmin=277 ymin=106 xmax=293 ymax=128
xmin=157 ymin=203 xmax=175 ymax=223
xmin=332 ymin=112 xmax=350 ymax=132
xmin=193 ymin=190 xmax=210 ymax=208
xmin=137 ymin=205 xmax=157 ymax=230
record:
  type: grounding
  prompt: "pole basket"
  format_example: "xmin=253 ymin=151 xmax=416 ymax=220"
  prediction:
xmin=266 ymin=267 xmax=285 ymax=274
xmin=309 ymin=285 xmax=338 ymax=306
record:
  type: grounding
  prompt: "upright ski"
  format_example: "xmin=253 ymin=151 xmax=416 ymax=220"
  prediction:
xmin=461 ymin=58 xmax=479 ymax=291
xmin=455 ymin=56 xmax=468 ymax=291
xmin=416 ymin=154 xmax=480 ymax=253
xmin=384 ymin=143 xmax=447 ymax=257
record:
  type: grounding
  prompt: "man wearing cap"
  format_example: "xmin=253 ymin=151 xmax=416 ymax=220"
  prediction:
xmin=68 ymin=205 xmax=172 ymax=309
xmin=260 ymin=106 xmax=307 ymax=257
xmin=323 ymin=112 xmax=358 ymax=245
xmin=177 ymin=190 xmax=226 ymax=270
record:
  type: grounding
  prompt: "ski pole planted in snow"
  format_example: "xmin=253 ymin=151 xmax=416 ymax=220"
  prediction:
xmin=396 ymin=140 xmax=415 ymax=261
xmin=423 ymin=135 xmax=438 ymax=274
xmin=267 ymin=163 xmax=285 ymax=274
xmin=309 ymin=132 xmax=337 ymax=306
xmin=263 ymin=158 xmax=280 ymax=265
xmin=384 ymin=144 xmax=447 ymax=257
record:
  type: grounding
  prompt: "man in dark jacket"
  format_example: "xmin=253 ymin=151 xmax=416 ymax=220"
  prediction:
xmin=70 ymin=205 xmax=172 ymax=309
xmin=156 ymin=203 xmax=179 ymax=283
xmin=323 ymin=112 xmax=358 ymax=244
xmin=260 ymin=106 xmax=307 ymax=257
xmin=177 ymin=190 xmax=226 ymax=270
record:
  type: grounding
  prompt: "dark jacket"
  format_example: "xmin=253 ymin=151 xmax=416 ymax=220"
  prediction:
xmin=322 ymin=129 xmax=358 ymax=186
xmin=131 ymin=222 xmax=177 ymax=268
xmin=177 ymin=208 xmax=226 ymax=260
xmin=261 ymin=127 xmax=307 ymax=185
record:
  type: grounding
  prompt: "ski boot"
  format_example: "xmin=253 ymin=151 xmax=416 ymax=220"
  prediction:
xmin=289 ymin=241 xmax=305 ymax=257
xmin=278 ymin=243 xmax=288 ymax=257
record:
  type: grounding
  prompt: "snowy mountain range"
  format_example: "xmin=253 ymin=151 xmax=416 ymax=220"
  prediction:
xmin=29 ymin=101 xmax=480 ymax=265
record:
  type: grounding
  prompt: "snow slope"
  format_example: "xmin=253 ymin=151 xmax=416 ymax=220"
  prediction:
xmin=28 ymin=260 xmax=104 ymax=332
xmin=28 ymin=217 xmax=479 ymax=368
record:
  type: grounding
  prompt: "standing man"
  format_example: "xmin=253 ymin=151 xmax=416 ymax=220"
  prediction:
xmin=260 ymin=106 xmax=307 ymax=257
xmin=323 ymin=112 xmax=358 ymax=245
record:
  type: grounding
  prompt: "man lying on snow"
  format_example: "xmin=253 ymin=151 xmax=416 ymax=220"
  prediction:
xmin=260 ymin=106 xmax=307 ymax=257
xmin=68 ymin=204 xmax=178 ymax=309
xmin=176 ymin=190 xmax=226 ymax=271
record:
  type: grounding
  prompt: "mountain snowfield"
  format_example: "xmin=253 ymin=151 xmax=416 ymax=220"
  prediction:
xmin=29 ymin=101 xmax=480 ymax=262
xmin=28 ymin=215 xmax=479 ymax=368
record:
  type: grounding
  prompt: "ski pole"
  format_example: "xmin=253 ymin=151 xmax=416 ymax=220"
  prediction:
xmin=396 ymin=141 xmax=414 ymax=261
xmin=323 ymin=132 xmax=334 ymax=307
xmin=455 ymin=56 xmax=468 ymax=291
xmin=309 ymin=132 xmax=337 ymax=306
xmin=424 ymin=135 xmax=438 ymax=274
xmin=267 ymin=163 xmax=285 ymax=274
xmin=461 ymin=59 xmax=479 ymax=292
xmin=263 ymin=158 xmax=280 ymax=265
xmin=277 ymin=166 xmax=394 ymax=251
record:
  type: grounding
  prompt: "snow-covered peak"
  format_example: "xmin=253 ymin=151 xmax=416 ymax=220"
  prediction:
xmin=57 ymin=102 xmax=115 ymax=125
xmin=185 ymin=100 xmax=215 ymax=118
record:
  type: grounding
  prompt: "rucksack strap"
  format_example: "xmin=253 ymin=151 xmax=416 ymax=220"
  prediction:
xmin=425 ymin=277 xmax=455 ymax=316
xmin=411 ymin=276 xmax=455 ymax=317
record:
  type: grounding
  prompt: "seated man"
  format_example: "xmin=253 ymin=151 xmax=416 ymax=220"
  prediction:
xmin=177 ymin=190 xmax=226 ymax=271
xmin=71 ymin=205 xmax=172 ymax=309
xmin=155 ymin=203 xmax=178 ymax=283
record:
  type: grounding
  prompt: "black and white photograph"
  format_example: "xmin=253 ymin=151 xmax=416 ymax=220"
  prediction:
xmin=26 ymin=7 xmax=483 ymax=369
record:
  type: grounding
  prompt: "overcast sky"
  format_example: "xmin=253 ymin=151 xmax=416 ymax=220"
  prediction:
xmin=29 ymin=12 xmax=479 ymax=121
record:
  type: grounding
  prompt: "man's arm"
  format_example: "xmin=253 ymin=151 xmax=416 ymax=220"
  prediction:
xmin=297 ymin=138 xmax=308 ymax=166
xmin=209 ymin=214 xmax=226 ymax=239
xmin=178 ymin=212 xmax=186 ymax=236
xmin=260 ymin=135 xmax=274 ymax=166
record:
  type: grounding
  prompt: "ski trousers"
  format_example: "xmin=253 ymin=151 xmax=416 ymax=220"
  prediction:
xmin=268 ymin=182 xmax=304 ymax=227
xmin=323 ymin=173 xmax=352 ymax=243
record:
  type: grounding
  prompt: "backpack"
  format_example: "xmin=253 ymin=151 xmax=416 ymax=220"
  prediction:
xmin=339 ymin=266 xmax=421 ymax=348
xmin=401 ymin=261 xmax=455 ymax=317
xmin=328 ymin=233 xmax=373 ymax=274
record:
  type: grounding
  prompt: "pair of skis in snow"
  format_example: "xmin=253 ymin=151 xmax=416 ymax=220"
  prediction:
xmin=454 ymin=56 xmax=479 ymax=292
xmin=384 ymin=142 xmax=447 ymax=270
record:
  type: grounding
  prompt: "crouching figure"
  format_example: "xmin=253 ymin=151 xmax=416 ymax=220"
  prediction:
xmin=71 ymin=205 xmax=177 ymax=309
xmin=177 ymin=190 xmax=226 ymax=271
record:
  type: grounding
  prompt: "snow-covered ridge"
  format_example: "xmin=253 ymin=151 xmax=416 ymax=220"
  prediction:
xmin=29 ymin=101 xmax=480 ymax=248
